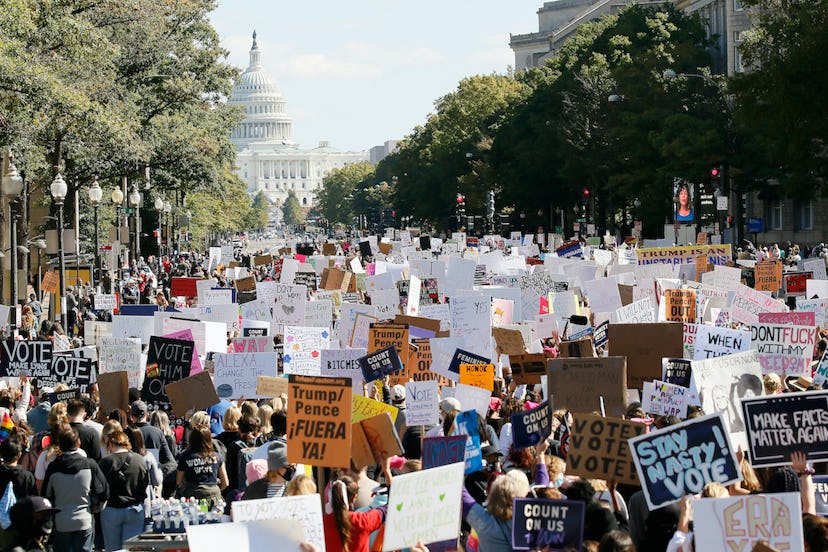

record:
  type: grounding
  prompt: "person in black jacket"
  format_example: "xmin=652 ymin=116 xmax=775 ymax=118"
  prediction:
xmin=0 ymin=440 xmax=37 ymax=500
xmin=67 ymin=400 xmax=101 ymax=462
xmin=129 ymin=401 xmax=175 ymax=476
xmin=98 ymin=430 xmax=149 ymax=552
xmin=42 ymin=427 xmax=109 ymax=552
xmin=241 ymin=440 xmax=294 ymax=501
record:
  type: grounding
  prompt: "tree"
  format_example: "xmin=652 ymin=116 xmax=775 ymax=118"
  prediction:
xmin=247 ymin=190 xmax=270 ymax=231
xmin=730 ymin=1 xmax=828 ymax=196
xmin=316 ymin=162 xmax=374 ymax=224
xmin=282 ymin=190 xmax=304 ymax=226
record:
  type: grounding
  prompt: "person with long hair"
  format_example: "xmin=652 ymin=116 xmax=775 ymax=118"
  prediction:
xmin=175 ymin=427 xmax=228 ymax=509
xmin=98 ymin=430 xmax=150 ymax=551
xmin=675 ymin=181 xmax=693 ymax=222
xmin=323 ymin=454 xmax=392 ymax=552
xmin=125 ymin=426 xmax=162 ymax=521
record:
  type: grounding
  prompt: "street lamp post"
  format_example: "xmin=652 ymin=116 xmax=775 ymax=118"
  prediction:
xmin=50 ymin=173 xmax=68 ymax=330
xmin=87 ymin=178 xmax=102 ymax=289
xmin=164 ymin=201 xmax=172 ymax=258
xmin=111 ymin=186 xmax=125 ymax=279
xmin=128 ymin=186 xmax=141 ymax=264
xmin=154 ymin=196 xmax=164 ymax=257
xmin=2 ymin=158 xmax=24 ymax=309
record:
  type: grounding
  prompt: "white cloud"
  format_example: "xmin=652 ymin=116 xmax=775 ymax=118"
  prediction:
xmin=343 ymin=42 xmax=444 ymax=67
xmin=278 ymin=54 xmax=382 ymax=79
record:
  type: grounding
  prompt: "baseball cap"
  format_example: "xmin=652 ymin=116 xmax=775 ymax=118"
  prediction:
xmin=392 ymin=385 xmax=406 ymax=402
xmin=130 ymin=400 xmax=148 ymax=418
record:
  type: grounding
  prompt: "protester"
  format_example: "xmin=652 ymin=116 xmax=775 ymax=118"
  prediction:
xmin=175 ymin=427 xmax=227 ymax=509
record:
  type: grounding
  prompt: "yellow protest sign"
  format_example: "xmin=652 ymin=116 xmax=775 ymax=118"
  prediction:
xmin=352 ymin=393 xmax=399 ymax=423
xmin=459 ymin=363 xmax=495 ymax=392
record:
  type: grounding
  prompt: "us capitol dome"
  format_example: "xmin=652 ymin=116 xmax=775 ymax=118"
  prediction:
xmin=228 ymin=31 xmax=369 ymax=221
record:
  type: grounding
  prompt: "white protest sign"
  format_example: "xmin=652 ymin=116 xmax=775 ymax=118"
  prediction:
xmin=201 ymin=289 xmax=234 ymax=306
xmin=641 ymin=379 xmax=689 ymax=419
xmin=240 ymin=299 xmax=271 ymax=322
xmin=453 ymin=383 xmax=491 ymax=419
xmin=303 ymin=299 xmax=332 ymax=329
xmin=271 ymin=283 xmax=307 ymax=332
xmin=111 ymin=315 xmax=156 ymax=345
xmin=795 ymin=297 xmax=828 ymax=327
xmin=283 ymin=326 xmax=330 ymax=376
xmin=255 ymin=281 xmax=278 ymax=303
xmin=583 ymin=276 xmax=621 ymax=314
xmin=731 ymin=284 xmax=787 ymax=325
xmin=407 ymin=275 xmax=421 ymax=316
xmin=162 ymin=318 xmax=227 ymax=354
xmin=94 ymin=294 xmax=117 ymax=310
xmin=803 ymin=258 xmax=827 ymax=281
xmin=320 ymin=348 xmax=367 ymax=395
xmin=449 ymin=295 xmax=492 ymax=358
xmin=405 ymin=380 xmax=439 ymax=426
xmin=370 ymin=287 xmax=401 ymax=318
xmin=692 ymin=325 xmax=751 ymax=360
xmin=230 ymin=494 xmax=325 ymax=552
xmin=99 ymin=337 xmax=144 ymax=389
xmin=693 ymin=493 xmax=803 ymax=552
xmin=213 ymin=352 xmax=278 ymax=399
xmin=187 ymin=519 xmax=304 ymax=552
xmin=613 ymin=297 xmax=655 ymax=324
xmin=382 ymin=462 xmax=465 ymax=551
xmin=751 ymin=322 xmax=816 ymax=377
xmin=185 ymin=304 xmax=240 ymax=334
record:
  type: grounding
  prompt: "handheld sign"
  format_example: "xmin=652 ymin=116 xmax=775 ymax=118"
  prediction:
xmin=0 ymin=340 xmax=52 ymax=378
xmin=141 ymin=336 xmax=194 ymax=412
xmin=165 ymin=371 xmax=220 ymax=418
xmin=741 ymin=390 xmax=828 ymax=467
xmin=43 ymin=355 xmax=94 ymax=394
xmin=546 ymin=357 xmax=627 ymax=418
xmin=511 ymin=401 xmax=552 ymax=450
xmin=459 ymin=363 xmax=495 ymax=391
xmin=455 ymin=409 xmax=483 ymax=474
xmin=422 ymin=436 xmax=466 ymax=470
xmin=404 ymin=380 xmax=439 ymax=427
xmin=231 ymin=494 xmax=325 ymax=552
xmin=447 ymin=349 xmax=490 ymax=375
xmin=357 ymin=346 xmax=403 ymax=383
xmin=566 ymin=414 xmax=646 ymax=486
xmin=629 ymin=412 xmax=741 ymax=509
xmin=286 ymin=375 xmax=352 ymax=468
xmin=511 ymin=498 xmax=585 ymax=552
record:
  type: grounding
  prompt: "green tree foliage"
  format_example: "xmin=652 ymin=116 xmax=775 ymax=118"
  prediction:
xmin=247 ymin=190 xmax=270 ymax=231
xmin=282 ymin=190 xmax=304 ymax=226
xmin=316 ymin=162 xmax=375 ymax=224
xmin=186 ymin=169 xmax=252 ymax=240
xmin=729 ymin=1 xmax=828 ymax=197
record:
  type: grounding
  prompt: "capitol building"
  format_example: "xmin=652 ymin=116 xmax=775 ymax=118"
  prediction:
xmin=228 ymin=32 xmax=369 ymax=220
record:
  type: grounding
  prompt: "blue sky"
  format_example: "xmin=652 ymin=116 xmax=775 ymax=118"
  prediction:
xmin=211 ymin=1 xmax=544 ymax=152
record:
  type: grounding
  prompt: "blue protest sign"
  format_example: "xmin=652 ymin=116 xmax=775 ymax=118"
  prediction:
xmin=512 ymin=498 xmax=585 ymax=551
xmin=422 ymin=436 xmax=466 ymax=470
xmin=511 ymin=401 xmax=552 ymax=450
xmin=357 ymin=345 xmax=403 ymax=383
xmin=454 ymin=410 xmax=482 ymax=474
xmin=448 ymin=348 xmax=490 ymax=375
xmin=815 ymin=476 xmax=828 ymax=516
xmin=629 ymin=412 xmax=741 ymax=509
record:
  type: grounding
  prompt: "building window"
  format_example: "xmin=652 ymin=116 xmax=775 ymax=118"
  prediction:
xmin=733 ymin=0 xmax=743 ymax=10
xmin=302 ymin=197 xmax=307 ymax=205
xmin=765 ymin=200 xmax=783 ymax=230
xmin=794 ymin=200 xmax=814 ymax=231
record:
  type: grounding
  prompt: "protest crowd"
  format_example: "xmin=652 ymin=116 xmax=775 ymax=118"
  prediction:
xmin=1 ymin=228 xmax=828 ymax=552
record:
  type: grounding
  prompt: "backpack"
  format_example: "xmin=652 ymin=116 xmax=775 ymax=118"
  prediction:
xmin=0 ymin=481 xmax=16 ymax=529
xmin=234 ymin=440 xmax=257 ymax=493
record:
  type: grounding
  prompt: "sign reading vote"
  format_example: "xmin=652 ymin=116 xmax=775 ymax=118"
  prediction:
xmin=42 ymin=355 xmax=93 ymax=394
xmin=511 ymin=498 xmax=584 ymax=552
xmin=566 ymin=414 xmax=647 ymax=486
xmin=741 ymin=390 xmax=828 ymax=467
xmin=141 ymin=336 xmax=194 ymax=410
xmin=0 ymin=340 xmax=52 ymax=378
xmin=511 ymin=401 xmax=552 ymax=450
xmin=404 ymin=380 xmax=439 ymax=427
xmin=422 ymin=436 xmax=466 ymax=470
xmin=629 ymin=413 xmax=741 ymax=509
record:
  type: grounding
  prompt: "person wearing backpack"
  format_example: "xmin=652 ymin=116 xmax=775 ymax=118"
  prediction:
xmin=224 ymin=415 xmax=260 ymax=499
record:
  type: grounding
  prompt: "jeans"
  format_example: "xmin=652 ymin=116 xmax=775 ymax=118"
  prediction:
xmin=100 ymin=504 xmax=145 ymax=551
xmin=53 ymin=527 xmax=94 ymax=552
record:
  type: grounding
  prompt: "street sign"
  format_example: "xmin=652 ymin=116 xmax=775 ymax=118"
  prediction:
xmin=116 ymin=207 xmax=136 ymax=216
xmin=717 ymin=196 xmax=728 ymax=211
xmin=748 ymin=218 xmax=764 ymax=233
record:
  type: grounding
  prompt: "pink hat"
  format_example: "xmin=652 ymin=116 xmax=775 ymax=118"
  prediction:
xmin=389 ymin=456 xmax=406 ymax=470
xmin=523 ymin=401 xmax=539 ymax=411
xmin=246 ymin=459 xmax=268 ymax=484
xmin=489 ymin=397 xmax=502 ymax=413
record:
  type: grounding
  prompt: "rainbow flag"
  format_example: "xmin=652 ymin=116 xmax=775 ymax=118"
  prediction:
xmin=0 ymin=413 xmax=14 ymax=442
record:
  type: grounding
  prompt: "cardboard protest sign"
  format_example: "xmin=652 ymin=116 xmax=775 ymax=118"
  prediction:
xmin=41 ymin=271 xmax=59 ymax=294
xmin=357 ymin=346 xmax=403 ymax=383
xmin=693 ymin=493 xmax=803 ymax=552
xmin=546 ymin=357 xmax=627 ymax=417
xmin=0 ymin=340 xmax=52 ymax=378
xmin=751 ymin=322 xmax=816 ymax=377
xmin=492 ymin=327 xmax=527 ymax=356
xmin=97 ymin=371 xmax=129 ymax=415
xmin=566 ymin=414 xmax=646 ymax=486
xmin=693 ymin=325 xmax=751 ymax=360
xmin=512 ymin=498 xmax=585 ymax=552
xmin=141 ymin=336 xmax=193 ymax=411
xmin=608 ymin=323 xmax=684 ymax=390
xmin=754 ymin=259 xmax=783 ymax=292
xmin=351 ymin=412 xmax=404 ymax=470
xmin=256 ymin=375 xmax=288 ymax=398
xmin=664 ymin=289 xmax=697 ymax=323
xmin=382 ymin=462 xmax=465 ymax=551
xmin=741 ymin=390 xmax=828 ymax=467
xmin=213 ymin=352 xmax=278 ymax=399
xmin=404 ymin=380 xmax=439 ymax=426
xmin=368 ymin=323 xmax=410 ymax=366
xmin=42 ymin=355 xmax=93 ymax=394
xmin=511 ymin=401 xmax=552 ymax=449
xmin=231 ymin=494 xmax=325 ymax=552
xmin=459 ymin=363 xmax=494 ymax=391
xmin=352 ymin=394 xmax=398 ymax=423
xmin=509 ymin=354 xmax=547 ymax=385
xmin=641 ymin=379 xmax=689 ymax=419
xmin=455 ymin=409 xmax=483 ymax=474
xmin=282 ymin=326 xmax=330 ymax=376
xmin=422 ymin=436 xmax=466 ymax=469
xmin=286 ymin=374 xmax=351 ymax=468
xmin=165 ymin=371 xmax=220 ymax=417
xmin=629 ymin=412 xmax=741 ymax=509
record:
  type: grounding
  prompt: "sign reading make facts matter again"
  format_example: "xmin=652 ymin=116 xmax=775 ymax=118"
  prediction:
xmin=287 ymin=374 xmax=352 ymax=468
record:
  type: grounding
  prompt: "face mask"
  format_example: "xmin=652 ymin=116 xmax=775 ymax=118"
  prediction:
xmin=554 ymin=474 xmax=565 ymax=488
xmin=282 ymin=466 xmax=296 ymax=481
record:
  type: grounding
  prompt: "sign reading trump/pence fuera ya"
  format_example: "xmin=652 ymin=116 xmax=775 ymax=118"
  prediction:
xmin=287 ymin=374 xmax=352 ymax=468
